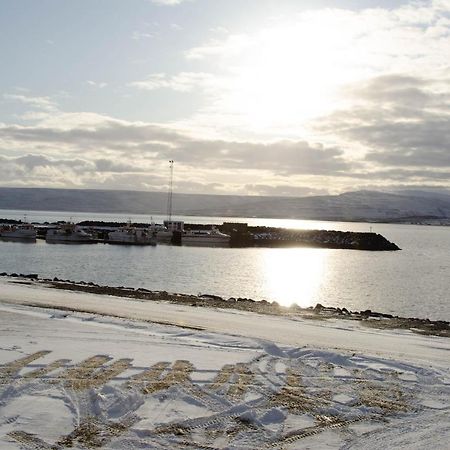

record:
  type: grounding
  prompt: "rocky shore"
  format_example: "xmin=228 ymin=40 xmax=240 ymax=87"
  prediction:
xmin=2 ymin=272 xmax=447 ymax=338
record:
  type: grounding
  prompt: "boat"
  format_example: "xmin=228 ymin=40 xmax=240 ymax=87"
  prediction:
xmin=46 ymin=223 xmax=95 ymax=243
xmin=182 ymin=227 xmax=231 ymax=247
xmin=0 ymin=223 xmax=37 ymax=241
xmin=152 ymin=220 xmax=184 ymax=243
xmin=107 ymin=222 xmax=157 ymax=246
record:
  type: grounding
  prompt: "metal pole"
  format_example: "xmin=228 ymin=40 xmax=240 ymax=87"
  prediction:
xmin=167 ymin=160 xmax=174 ymax=222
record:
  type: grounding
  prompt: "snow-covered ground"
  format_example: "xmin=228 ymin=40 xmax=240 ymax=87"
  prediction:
xmin=1 ymin=278 xmax=449 ymax=449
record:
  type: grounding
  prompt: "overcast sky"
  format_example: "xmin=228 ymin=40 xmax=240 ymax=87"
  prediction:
xmin=0 ymin=0 xmax=449 ymax=196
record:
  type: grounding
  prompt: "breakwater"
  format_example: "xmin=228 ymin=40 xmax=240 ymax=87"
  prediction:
xmin=220 ymin=223 xmax=400 ymax=250
xmin=0 ymin=218 xmax=400 ymax=250
xmin=75 ymin=220 xmax=400 ymax=251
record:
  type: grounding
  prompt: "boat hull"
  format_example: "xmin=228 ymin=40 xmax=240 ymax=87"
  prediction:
xmin=107 ymin=239 xmax=156 ymax=246
xmin=0 ymin=236 xmax=36 ymax=243
xmin=0 ymin=233 xmax=36 ymax=240
xmin=181 ymin=236 xmax=230 ymax=247
xmin=0 ymin=227 xmax=36 ymax=240
xmin=46 ymin=237 xmax=97 ymax=244
xmin=107 ymin=227 xmax=157 ymax=246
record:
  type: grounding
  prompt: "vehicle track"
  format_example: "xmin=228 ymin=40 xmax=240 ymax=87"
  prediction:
xmin=0 ymin=351 xmax=51 ymax=386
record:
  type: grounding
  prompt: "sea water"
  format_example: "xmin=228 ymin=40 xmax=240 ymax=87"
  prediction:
xmin=0 ymin=209 xmax=449 ymax=321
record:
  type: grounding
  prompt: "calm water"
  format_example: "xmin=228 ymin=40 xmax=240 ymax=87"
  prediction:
xmin=1 ymin=209 xmax=449 ymax=321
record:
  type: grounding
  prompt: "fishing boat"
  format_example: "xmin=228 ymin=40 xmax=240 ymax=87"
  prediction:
xmin=182 ymin=227 xmax=230 ymax=247
xmin=0 ymin=223 xmax=37 ymax=241
xmin=107 ymin=222 xmax=156 ymax=246
xmin=152 ymin=220 xmax=184 ymax=243
xmin=46 ymin=223 xmax=95 ymax=243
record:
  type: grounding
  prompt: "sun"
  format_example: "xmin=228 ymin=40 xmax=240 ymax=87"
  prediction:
xmin=221 ymin=13 xmax=366 ymax=133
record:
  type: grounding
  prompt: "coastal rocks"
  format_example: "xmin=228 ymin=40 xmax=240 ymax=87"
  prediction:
xmin=0 ymin=272 xmax=38 ymax=279
xmin=2 ymin=273 xmax=448 ymax=338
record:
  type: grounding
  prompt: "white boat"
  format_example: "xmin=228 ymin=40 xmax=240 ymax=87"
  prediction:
xmin=152 ymin=220 xmax=184 ymax=243
xmin=0 ymin=223 xmax=36 ymax=241
xmin=182 ymin=227 xmax=230 ymax=247
xmin=108 ymin=222 xmax=156 ymax=246
xmin=46 ymin=223 xmax=95 ymax=243
xmin=153 ymin=226 xmax=172 ymax=243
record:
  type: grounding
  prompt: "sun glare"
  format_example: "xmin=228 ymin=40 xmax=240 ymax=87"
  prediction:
xmin=262 ymin=248 xmax=327 ymax=308
xmin=222 ymin=13 xmax=370 ymax=133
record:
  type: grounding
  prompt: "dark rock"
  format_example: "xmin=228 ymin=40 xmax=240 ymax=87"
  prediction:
xmin=25 ymin=274 xmax=38 ymax=279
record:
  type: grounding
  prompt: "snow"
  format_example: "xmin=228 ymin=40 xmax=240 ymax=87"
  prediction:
xmin=0 ymin=277 xmax=449 ymax=449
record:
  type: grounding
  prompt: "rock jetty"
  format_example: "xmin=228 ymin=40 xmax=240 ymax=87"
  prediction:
xmin=74 ymin=220 xmax=400 ymax=251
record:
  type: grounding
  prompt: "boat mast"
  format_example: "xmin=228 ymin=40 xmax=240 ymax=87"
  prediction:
xmin=167 ymin=160 xmax=174 ymax=222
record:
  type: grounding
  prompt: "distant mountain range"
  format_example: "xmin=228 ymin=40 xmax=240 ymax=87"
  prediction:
xmin=0 ymin=187 xmax=449 ymax=223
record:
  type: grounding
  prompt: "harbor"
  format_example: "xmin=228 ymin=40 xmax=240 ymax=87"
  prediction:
xmin=0 ymin=218 xmax=400 ymax=250
xmin=0 ymin=214 xmax=448 ymax=323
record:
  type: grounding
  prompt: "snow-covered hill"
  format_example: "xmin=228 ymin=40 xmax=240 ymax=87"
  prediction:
xmin=0 ymin=187 xmax=449 ymax=222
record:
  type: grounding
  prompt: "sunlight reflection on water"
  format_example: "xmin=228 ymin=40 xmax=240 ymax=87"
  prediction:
xmin=262 ymin=248 xmax=326 ymax=307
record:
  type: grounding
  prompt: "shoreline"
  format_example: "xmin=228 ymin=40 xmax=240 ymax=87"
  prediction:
xmin=2 ymin=272 xmax=448 ymax=338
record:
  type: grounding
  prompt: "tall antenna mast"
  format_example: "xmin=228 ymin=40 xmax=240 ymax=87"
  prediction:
xmin=167 ymin=160 xmax=174 ymax=222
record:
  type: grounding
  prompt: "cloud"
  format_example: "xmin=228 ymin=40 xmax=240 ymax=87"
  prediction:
xmin=128 ymin=72 xmax=215 ymax=92
xmin=184 ymin=34 xmax=252 ymax=60
xmin=316 ymin=73 xmax=450 ymax=170
xmin=0 ymin=154 xmax=92 ymax=188
xmin=150 ymin=0 xmax=190 ymax=5
xmin=0 ymin=115 xmax=351 ymax=175
xmin=3 ymin=94 xmax=57 ymax=112
xmin=0 ymin=111 xmax=355 ymax=193
xmin=168 ymin=139 xmax=352 ymax=175
xmin=131 ymin=31 xmax=155 ymax=40
xmin=244 ymin=184 xmax=328 ymax=197
xmin=0 ymin=107 xmax=448 ymax=192
xmin=0 ymin=152 xmax=159 ymax=190
xmin=86 ymin=80 xmax=108 ymax=88
xmin=94 ymin=158 xmax=147 ymax=173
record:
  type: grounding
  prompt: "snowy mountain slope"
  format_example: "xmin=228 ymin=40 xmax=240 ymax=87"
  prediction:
xmin=0 ymin=187 xmax=449 ymax=221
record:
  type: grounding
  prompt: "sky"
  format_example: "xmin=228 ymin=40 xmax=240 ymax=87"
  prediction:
xmin=0 ymin=0 xmax=449 ymax=197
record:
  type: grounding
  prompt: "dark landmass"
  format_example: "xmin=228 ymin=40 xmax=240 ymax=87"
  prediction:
xmin=1 ymin=187 xmax=449 ymax=223
xmin=2 ymin=273 xmax=448 ymax=338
